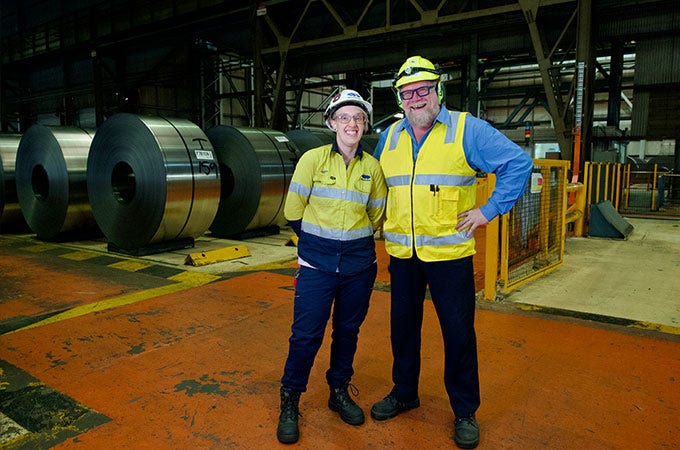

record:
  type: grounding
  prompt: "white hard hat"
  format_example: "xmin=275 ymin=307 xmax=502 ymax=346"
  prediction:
xmin=324 ymin=89 xmax=372 ymax=130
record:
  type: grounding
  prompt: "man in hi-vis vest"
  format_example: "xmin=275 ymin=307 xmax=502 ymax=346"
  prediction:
xmin=370 ymin=56 xmax=533 ymax=449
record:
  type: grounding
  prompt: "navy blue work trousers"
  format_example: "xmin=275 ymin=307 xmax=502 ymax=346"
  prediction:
xmin=388 ymin=254 xmax=480 ymax=417
xmin=281 ymin=263 xmax=377 ymax=392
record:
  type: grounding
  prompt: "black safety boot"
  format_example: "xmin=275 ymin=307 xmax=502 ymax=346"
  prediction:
xmin=370 ymin=393 xmax=420 ymax=420
xmin=453 ymin=414 xmax=480 ymax=449
xmin=277 ymin=387 xmax=301 ymax=444
xmin=328 ymin=383 xmax=365 ymax=425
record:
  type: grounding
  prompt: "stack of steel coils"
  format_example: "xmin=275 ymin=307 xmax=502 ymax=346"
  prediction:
xmin=87 ymin=114 xmax=220 ymax=252
xmin=206 ymin=126 xmax=299 ymax=238
xmin=0 ymin=133 xmax=28 ymax=232
xmin=15 ymin=125 xmax=98 ymax=240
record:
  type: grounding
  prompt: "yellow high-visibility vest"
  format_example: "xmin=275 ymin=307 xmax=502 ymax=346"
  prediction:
xmin=380 ymin=111 xmax=477 ymax=261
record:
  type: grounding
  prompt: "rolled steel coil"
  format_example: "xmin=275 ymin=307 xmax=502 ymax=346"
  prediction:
xmin=15 ymin=125 xmax=97 ymax=240
xmin=284 ymin=129 xmax=332 ymax=154
xmin=0 ymin=133 xmax=29 ymax=232
xmin=206 ymin=126 xmax=299 ymax=238
xmin=285 ymin=128 xmax=378 ymax=155
xmin=87 ymin=114 xmax=220 ymax=251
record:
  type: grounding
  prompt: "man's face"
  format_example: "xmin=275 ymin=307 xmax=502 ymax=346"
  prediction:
xmin=399 ymin=80 xmax=440 ymax=129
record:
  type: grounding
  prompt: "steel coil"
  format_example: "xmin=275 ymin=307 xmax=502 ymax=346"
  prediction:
xmin=0 ymin=133 xmax=29 ymax=232
xmin=206 ymin=126 xmax=299 ymax=238
xmin=285 ymin=128 xmax=378 ymax=155
xmin=15 ymin=125 xmax=97 ymax=240
xmin=284 ymin=129 xmax=331 ymax=154
xmin=87 ymin=114 xmax=220 ymax=251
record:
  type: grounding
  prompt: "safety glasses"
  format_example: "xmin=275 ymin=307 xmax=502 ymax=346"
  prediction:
xmin=398 ymin=84 xmax=437 ymax=101
xmin=333 ymin=113 xmax=367 ymax=124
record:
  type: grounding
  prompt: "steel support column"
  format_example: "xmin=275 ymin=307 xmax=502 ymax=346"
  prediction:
xmin=253 ymin=7 xmax=266 ymax=128
xmin=518 ymin=0 xmax=573 ymax=160
xmin=575 ymin=0 xmax=594 ymax=179
xmin=466 ymin=35 xmax=480 ymax=117
xmin=91 ymin=50 xmax=104 ymax=127
xmin=606 ymin=40 xmax=624 ymax=128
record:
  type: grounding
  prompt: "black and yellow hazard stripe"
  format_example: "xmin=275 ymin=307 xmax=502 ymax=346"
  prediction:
xmin=0 ymin=236 xmax=223 ymax=335
xmin=0 ymin=360 xmax=109 ymax=449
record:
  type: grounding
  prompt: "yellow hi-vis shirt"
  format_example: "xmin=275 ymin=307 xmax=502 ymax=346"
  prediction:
xmin=379 ymin=111 xmax=477 ymax=261
xmin=284 ymin=144 xmax=387 ymax=274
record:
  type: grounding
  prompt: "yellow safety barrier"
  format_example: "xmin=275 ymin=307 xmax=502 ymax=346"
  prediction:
xmin=484 ymin=159 xmax=571 ymax=300
xmin=185 ymin=245 xmax=251 ymax=266
xmin=565 ymin=182 xmax=586 ymax=237
xmin=482 ymin=159 xmax=677 ymax=301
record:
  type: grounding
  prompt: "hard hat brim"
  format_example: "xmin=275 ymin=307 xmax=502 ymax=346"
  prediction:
xmin=394 ymin=72 xmax=440 ymax=89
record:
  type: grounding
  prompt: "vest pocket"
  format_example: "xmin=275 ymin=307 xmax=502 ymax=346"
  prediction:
xmin=435 ymin=187 xmax=459 ymax=225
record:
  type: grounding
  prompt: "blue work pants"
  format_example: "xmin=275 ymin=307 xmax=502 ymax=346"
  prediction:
xmin=281 ymin=263 xmax=377 ymax=392
xmin=388 ymin=255 xmax=480 ymax=417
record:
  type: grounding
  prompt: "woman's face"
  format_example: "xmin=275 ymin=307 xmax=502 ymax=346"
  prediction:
xmin=330 ymin=105 xmax=367 ymax=149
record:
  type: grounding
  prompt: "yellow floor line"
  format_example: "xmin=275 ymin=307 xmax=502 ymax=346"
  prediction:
xmin=630 ymin=321 xmax=680 ymax=336
xmin=60 ymin=251 xmax=102 ymax=261
xmin=108 ymin=260 xmax=155 ymax=272
xmin=5 ymin=271 xmax=221 ymax=335
xmin=20 ymin=244 xmax=59 ymax=253
xmin=516 ymin=303 xmax=680 ymax=336
xmin=234 ymin=258 xmax=297 ymax=272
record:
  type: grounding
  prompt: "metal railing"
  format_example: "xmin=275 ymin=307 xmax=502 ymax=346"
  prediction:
xmin=585 ymin=162 xmax=679 ymax=219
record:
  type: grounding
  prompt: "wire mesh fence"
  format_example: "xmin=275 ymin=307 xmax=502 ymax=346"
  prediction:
xmin=621 ymin=172 xmax=680 ymax=216
xmin=501 ymin=160 xmax=568 ymax=290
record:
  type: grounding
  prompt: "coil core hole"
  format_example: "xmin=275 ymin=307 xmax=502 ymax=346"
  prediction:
xmin=112 ymin=161 xmax=136 ymax=204
xmin=220 ymin=163 xmax=235 ymax=199
xmin=31 ymin=164 xmax=49 ymax=201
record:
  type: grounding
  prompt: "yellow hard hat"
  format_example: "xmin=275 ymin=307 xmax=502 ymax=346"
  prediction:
xmin=393 ymin=56 xmax=440 ymax=88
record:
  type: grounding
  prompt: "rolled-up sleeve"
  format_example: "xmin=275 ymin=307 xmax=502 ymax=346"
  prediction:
xmin=463 ymin=117 xmax=534 ymax=221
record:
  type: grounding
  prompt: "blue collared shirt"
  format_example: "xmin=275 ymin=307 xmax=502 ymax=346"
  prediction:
xmin=373 ymin=106 xmax=533 ymax=221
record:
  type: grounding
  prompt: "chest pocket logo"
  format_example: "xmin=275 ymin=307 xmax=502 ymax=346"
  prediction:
xmin=355 ymin=174 xmax=372 ymax=193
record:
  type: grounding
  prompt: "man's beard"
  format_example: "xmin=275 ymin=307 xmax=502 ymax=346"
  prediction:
xmin=405 ymin=103 xmax=439 ymax=128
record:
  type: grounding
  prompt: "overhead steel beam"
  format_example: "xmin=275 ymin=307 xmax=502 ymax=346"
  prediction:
xmin=260 ymin=0 xmax=575 ymax=55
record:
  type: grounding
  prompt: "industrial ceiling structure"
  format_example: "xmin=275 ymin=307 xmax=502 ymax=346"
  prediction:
xmin=1 ymin=0 xmax=679 ymax=175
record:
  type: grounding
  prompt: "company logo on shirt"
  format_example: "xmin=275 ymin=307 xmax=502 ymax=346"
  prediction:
xmin=361 ymin=174 xmax=371 ymax=181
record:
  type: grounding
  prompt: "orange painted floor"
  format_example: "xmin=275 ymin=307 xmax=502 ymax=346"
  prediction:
xmin=1 ymin=235 xmax=679 ymax=449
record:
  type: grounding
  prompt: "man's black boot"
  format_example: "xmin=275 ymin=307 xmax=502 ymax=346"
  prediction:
xmin=328 ymin=383 xmax=365 ymax=425
xmin=370 ymin=393 xmax=420 ymax=420
xmin=454 ymin=414 xmax=480 ymax=449
xmin=277 ymin=387 xmax=301 ymax=444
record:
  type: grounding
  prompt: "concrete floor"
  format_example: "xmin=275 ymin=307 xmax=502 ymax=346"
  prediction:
xmin=0 ymin=219 xmax=679 ymax=449
xmin=506 ymin=217 xmax=680 ymax=333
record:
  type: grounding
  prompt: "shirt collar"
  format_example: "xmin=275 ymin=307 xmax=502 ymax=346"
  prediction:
xmin=331 ymin=141 xmax=364 ymax=159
